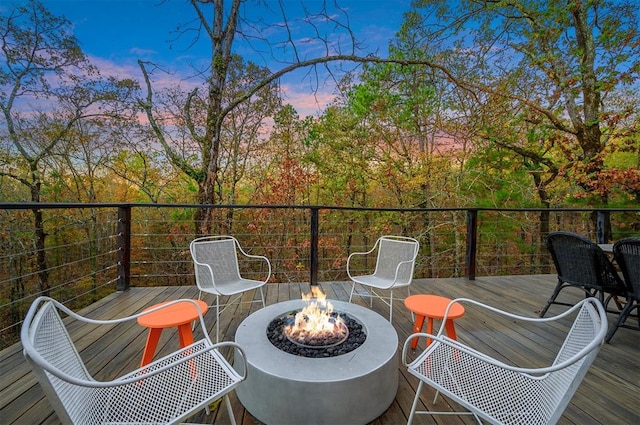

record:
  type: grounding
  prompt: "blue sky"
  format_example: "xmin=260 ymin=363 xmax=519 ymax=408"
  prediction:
xmin=35 ymin=0 xmax=410 ymax=115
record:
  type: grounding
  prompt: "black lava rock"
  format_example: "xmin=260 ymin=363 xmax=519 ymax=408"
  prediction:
xmin=266 ymin=312 xmax=367 ymax=358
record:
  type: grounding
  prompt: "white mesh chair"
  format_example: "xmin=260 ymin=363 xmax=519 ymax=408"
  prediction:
xmin=21 ymin=296 xmax=248 ymax=425
xmin=190 ymin=235 xmax=270 ymax=342
xmin=347 ymin=235 xmax=419 ymax=322
xmin=402 ymin=297 xmax=607 ymax=425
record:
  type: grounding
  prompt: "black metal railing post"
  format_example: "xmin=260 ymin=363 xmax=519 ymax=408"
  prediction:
xmin=596 ymin=210 xmax=606 ymax=243
xmin=465 ymin=209 xmax=478 ymax=280
xmin=117 ymin=206 xmax=131 ymax=291
xmin=310 ymin=207 xmax=319 ymax=286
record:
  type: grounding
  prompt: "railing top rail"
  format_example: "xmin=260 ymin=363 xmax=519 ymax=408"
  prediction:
xmin=0 ymin=202 xmax=638 ymax=213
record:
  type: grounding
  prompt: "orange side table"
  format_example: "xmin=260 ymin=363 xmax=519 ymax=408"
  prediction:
xmin=404 ymin=294 xmax=465 ymax=350
xmin=137 ymin=299 xmax=208 ymax=367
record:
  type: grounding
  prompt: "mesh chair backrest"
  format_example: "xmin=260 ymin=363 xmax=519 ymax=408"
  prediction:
xmin=374 ymin=237 xmax=418 ymax=283
xmin=546 ymin=299 xmax=604 ymax=423
xmin=614 ymin=237 xmax=640 ymax=297
xmin=24 ymin=301 xmax=94 ymax=423
xmin=27 ymin=301 xmax=91 ymax=380
xmin=554 ymin=300 xmax=602 ymax=365
xmin=192 ymin=237 xmax=242 ymax=290
xmin=547 ymin=232 xmax=622 ymax=292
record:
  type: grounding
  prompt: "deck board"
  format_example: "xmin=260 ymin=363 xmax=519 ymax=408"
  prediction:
xmin=1 ymin=275 xmax=638 ymax=425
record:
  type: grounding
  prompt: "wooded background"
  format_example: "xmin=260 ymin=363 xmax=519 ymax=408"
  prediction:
xmin=2 ymin=1 xmax=638 ymax=214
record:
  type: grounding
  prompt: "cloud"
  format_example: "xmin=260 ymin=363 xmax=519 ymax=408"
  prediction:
xmin=129 ymin=47 xmax=158 ymax=57
xmin=87 ymin=55 xmax=336 ymax=118
xmin=88 ymin=55 xmax=202 ymax=94
xmin=280 ymin=82 xmax=336 ymax=118
xmin=90 ymin=56 xmax=140 ymax=79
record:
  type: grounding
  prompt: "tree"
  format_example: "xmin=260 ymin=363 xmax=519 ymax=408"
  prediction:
xmin=218 ymin=56 xmax=281 ymax=208
xmin=415 ymin=0 xmax=640 ymax=197
xmin=401 ymin=0 xmax=639 ymax=239
xmin=0 ymin=0 xmax=137 ymax=293
xmin=137 ymin=0 xmax=369 ymax=234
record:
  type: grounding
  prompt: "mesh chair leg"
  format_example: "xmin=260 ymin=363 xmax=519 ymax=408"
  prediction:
xmin=215 ymin=295 xmax=220 ymax=343
xmin=348 ymin=283 xmax=356 ymax=303
xmin=408 ymin=380 xmax=482 ymax=425
xmin=407 ymin=380 xmax=423 ymax=425
xmin=194 ymin=291 xmax=204 ymax=332
xmin=224 ymin=394 xmax=237 ymax=425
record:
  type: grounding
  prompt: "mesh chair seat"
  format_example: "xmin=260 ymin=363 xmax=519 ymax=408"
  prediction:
xmin=21 ymin=297 xmax=247 ymax=425
xmin=403 ymin=297 xmax=607 ymax=425
xmin=350 ymin=273 xmax=412 ymax=289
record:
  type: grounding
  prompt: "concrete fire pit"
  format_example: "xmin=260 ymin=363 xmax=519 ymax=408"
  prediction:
xmin=234 ymin=299 xmax=399 ymax=425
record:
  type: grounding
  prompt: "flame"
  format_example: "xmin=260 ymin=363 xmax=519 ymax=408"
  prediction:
xmin=285 ymin=287 xmax=347 ymax=346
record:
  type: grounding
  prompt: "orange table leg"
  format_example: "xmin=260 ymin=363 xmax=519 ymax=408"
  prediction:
xmin=141 ymin=327 xmax=163 ymax=367
xmin=426 ymin=317 xmax=434 ymax=347
xmin=177 ymin=323 xmax=195 ymax=347
xmin=444 ymin=319 xmax=457 ymax=341
xmin=411 ymin=315 xmax=426 ymax=349
xmin=177 ymin=323 xmax=198 ymax=378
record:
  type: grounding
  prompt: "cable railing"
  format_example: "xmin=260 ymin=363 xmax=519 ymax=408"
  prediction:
xmin=1 ymin=202 xmax=638 ymax=348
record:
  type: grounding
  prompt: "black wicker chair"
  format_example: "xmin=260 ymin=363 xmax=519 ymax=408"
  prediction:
xmin=605 ymin=237 xmax=640 ymax=342
xmin=540 ymin=231 xmax=627 ymax=317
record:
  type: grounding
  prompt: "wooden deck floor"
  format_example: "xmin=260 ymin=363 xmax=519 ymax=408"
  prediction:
xmin=1 ymin=275 xmax=639 ymax=424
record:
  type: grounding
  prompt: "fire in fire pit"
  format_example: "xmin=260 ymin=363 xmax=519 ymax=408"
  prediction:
xmin=267 ymin=287 xmax=366 ymax=357
xmin=284 ymin=287 xmax=348 ymax=347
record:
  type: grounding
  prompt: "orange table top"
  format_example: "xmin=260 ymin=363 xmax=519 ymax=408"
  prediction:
xmin=404 ymin=294 xmax=465 ymax=319
xmin=137 ymin=300 xmax=208 ymax=328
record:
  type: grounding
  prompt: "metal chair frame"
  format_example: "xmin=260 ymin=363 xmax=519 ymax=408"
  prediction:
xmin=21 ymin=297 xmax=248 ymax=425
xmin=347 ymin=235 xmax=419 ymax=323
xmin=403 ymin=297 xmax=607 ymax=425
xmin=190 ymin=235 xmax=270 ymax=342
